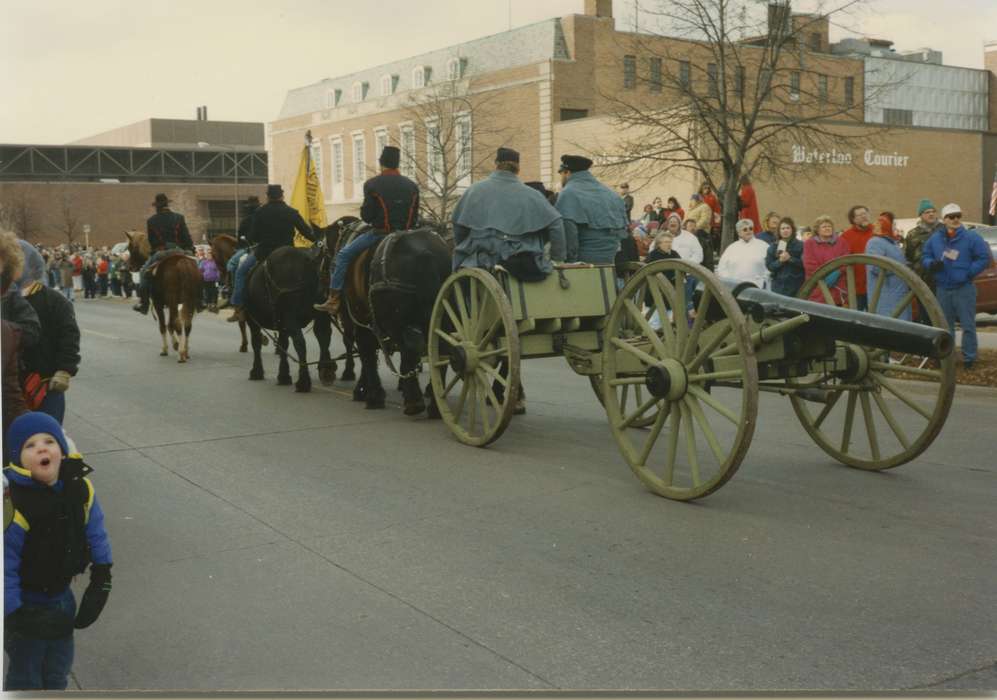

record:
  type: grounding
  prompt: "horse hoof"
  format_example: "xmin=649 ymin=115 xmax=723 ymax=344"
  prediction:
xmin=239 ymin=345 xmax=248 ymax=353
xmin=365 ymin=398 xmax=386 ymax=410
xmin=352 ymin=386 xmax=366 ymax=402
xmin=342 ymin=370 xmax=356 ymax=382
xmin=178 ymin=358 xmax=186 ymax=364
xmin=319 ymin=369 xmax=336 ymax=386
xmin=160 ymin=351 xmax=168 ymax=357
xmin=295 ymin=381 xmax=312 ymax=393
xmin=403 ymin=400 xmax=426 ymax=416
xmin=277 ymin=375 xmax=293 ymax=386
xmin=173 ymin=341 xmax=179 ymax=351
xmin=249 ymin=369 xmax=264 ymax=381
xmin=426 ymin=403 xmax=442 ymax=420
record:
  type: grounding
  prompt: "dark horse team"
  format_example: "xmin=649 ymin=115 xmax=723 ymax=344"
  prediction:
xmin=130 ymin=144 xmax=630 ymax=416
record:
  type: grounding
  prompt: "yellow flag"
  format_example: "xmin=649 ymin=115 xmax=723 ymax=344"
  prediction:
xmin=290 ymin=145 xmax=327 ymax=247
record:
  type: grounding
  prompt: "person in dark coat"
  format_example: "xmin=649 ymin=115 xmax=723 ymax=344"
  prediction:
xmin=15 ymin=242 xmax=81 ymax=424
xmin=0 ymin=232 xmax=41 ymax=353
xmin=133 ymin=193 xmax=195 ymax=314
xmin=2 ymin=322 xmax=27 ymax=435
xmin=229 ymin=185 xmax=316 ymax=321
xmin=218 ymin=195 xmax=261 ymax=309
xmin=765 ymin=216 xmax=805 ymax=296
xmin=314 ymin=146 xmax=420 ymax=316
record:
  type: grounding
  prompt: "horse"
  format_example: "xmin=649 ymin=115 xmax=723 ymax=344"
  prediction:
xmin=242 ymin=245 xmax=337 ymax=392
xmin=125 ymin=231 xmax=201 ymax=363
xmin=324 ymin=220 xmax=451 ymax=414
xmin=209 ymin=234 xmax=250 ymax=352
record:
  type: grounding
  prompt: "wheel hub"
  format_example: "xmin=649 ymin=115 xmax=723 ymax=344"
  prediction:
xmin=838 ymin=343 xmax=871 ymax=383
xmin=448 ymin=343 xmax=480 ymax=376
xmin=645 ymin=359 xmax=688 ymax=401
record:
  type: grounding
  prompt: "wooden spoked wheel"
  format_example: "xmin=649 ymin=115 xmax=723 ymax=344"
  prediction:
xmin=602 ymin=260 xmax=758 ymax=501
xmin=792 ymin=254 xmax=955 ymax=470
xmin=428 ymin=268 xmax=520 ymax=447
xmin=588 ymin=261 xmax=661 ymax=428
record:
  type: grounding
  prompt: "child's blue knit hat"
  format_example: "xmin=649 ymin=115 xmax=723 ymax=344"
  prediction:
xmin=6 ymin=412 xmax=70 ymax=465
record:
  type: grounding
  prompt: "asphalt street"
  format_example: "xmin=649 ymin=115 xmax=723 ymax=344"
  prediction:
xmin=33 ymin=298 xmax=997 ymax=691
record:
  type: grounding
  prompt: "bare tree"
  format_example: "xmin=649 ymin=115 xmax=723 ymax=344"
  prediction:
xmin=59 ymin=188 xmax=80 ymax=246
xmin=399 ymin=79 xmax=516 ymax=226
xmin=599 ymin=0 xmax=899 ymax=249
xmin=0 ymin=190 xmax=40 ymax=240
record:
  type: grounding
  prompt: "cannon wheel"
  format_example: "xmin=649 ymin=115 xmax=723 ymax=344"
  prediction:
xmin=428 ymin=268 xmax=520 ymax=447
xmin=602 ymin=260 xmax=758 ymax=501
xmin=588 ymin=261 xmax=661 ymax=428
xmin=792 ymin=254 xmax=956 ymax=470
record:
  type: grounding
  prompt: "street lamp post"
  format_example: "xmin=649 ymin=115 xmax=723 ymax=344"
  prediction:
xmin=197 ymin=142 xmax=239 ymax=236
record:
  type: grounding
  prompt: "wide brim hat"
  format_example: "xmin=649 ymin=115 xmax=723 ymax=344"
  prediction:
xmin=266 ymin=184 xmax=284 ymax=199
xmin=151 ymin=193 xmax=170 ymax=207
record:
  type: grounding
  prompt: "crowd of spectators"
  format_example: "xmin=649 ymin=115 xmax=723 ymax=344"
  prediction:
xmin=621 ymin=185 xmax=993 ymax=369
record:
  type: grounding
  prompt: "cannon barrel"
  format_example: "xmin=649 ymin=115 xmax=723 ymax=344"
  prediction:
xmin=725 ymin=283 xmax=953 ymax=359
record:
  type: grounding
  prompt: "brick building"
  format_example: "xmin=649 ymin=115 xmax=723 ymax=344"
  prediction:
xmin=270 ymin=0 xmax=997 ymax=227
xmin=0 ymin=117 xmax=268 ymax=248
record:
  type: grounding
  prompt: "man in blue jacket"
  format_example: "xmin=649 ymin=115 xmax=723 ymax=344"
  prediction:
xmin=554 ymin=155 xmax=629 ymax=263
xmin=922 ymin=202 xmax=992 ymax=369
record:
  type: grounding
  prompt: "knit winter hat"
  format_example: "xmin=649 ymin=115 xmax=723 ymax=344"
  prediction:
xmin=917 ymin=199 xmax=936 ymax=216
xmin=6 ymin=412 xmax=69 ymax=465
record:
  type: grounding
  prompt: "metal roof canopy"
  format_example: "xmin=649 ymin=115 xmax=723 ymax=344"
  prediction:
xmin=0 ymin=144 xmax=268 ymax=183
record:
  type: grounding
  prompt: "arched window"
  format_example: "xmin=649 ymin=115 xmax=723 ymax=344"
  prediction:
xmin=381 ymin=74 xmax=394 ymax=96
xmin=352 ymin=81 xmax=369 ymax=102
xmin=412 ymin=66 xmax=429 ymax=89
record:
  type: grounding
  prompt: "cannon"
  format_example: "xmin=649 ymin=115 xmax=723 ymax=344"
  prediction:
xmin=427 ymin=254 xmax=956 ymax=501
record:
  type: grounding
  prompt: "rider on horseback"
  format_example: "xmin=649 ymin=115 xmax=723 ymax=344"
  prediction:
xmin=313 ymin=145 xmax=420 ymax=316
xmin=133 ymin=194 xmax=194 ymax=315
xmin=228 ymin=185 xmax=316 ymax=323
xmin=217 ymin=195 xmax=260 ymax=309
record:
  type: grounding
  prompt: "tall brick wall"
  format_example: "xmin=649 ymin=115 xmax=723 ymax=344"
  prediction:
xmin=0 ymin=181 xmax=266 ymax=248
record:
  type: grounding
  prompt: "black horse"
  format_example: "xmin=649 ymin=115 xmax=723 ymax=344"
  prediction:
xmin=325 ymin=221 xmax=451 ymax=414
xmin=243 ymin=246 xmax=337 ymax=392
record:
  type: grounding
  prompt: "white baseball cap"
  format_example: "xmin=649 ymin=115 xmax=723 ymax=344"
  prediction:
xmin=940 ymin=203 xmax=962 ymax=218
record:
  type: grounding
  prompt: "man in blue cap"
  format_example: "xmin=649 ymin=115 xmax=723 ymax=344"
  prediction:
xmin=905 ymin=198 xmax=945 ymax=293
xmin=555 ymin=155 xmax=629 ymax=263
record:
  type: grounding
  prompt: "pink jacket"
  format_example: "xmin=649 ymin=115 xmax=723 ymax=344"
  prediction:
xmin=803 ymin=234 xmax=850 ymax=304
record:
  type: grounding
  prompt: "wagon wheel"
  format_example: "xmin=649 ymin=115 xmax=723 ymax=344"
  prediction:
xmin=589 ymin=261 xmax=661 ymax=428
xmin=792 ymin=254 xmax=955 ymax=470
xmin=602 ymin=260 xmax=758 ymax=501
xmin=428 ymin=268 xmax=520 ymax=447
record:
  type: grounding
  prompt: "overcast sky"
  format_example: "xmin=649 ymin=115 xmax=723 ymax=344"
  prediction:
xmin=2 ymin=0 xmax=993 ymax=145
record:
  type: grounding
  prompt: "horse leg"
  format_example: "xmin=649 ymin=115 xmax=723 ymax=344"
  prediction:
xmin=313 ymin=314 xmax=336 ymax=386
xmin=177 ymin=307 xmax=188 ymax=363
xmin=400 ymin=350 xmax=426 ymax=416
xmin=248 ymin=321 xmax=265 ymax=380
xmin=238 ymin=319 xmax=248 ymax=353
xmin=181 ymin=308 xmax=192 ymax=362
xmin=157 ymin=304 xmax=169 ymax=356
xmin=357 ymin=328 xmax=385 ymax=409
xmin=276 ymin=331 xmax=292 ymax=385
xmin=341 ymin=321 xmax=356 ymax=382
xmin=168 ymin=304 xmax=180 ymax=352
xmin=291 ymin=329 xmax=311 ymax=393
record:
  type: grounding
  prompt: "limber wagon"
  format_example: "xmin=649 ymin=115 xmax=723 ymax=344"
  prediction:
xmin=426 ymin=254 xmax=955 ymax=501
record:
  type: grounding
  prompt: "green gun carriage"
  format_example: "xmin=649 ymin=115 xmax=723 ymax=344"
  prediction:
xmin=426 ymin=254 xmax=955 ymax=501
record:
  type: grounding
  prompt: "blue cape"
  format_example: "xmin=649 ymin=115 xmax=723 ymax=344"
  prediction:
xmin=452 ymin=171 xmax=561 ymax=237
xmin=555 ymin=171 xmax=628 ymax=229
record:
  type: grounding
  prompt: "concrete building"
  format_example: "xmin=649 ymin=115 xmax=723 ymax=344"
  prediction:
xmin=0 ymin=117 xmax=268 ymax=248
xmin=269 ymin=0 xmax=997 ymax=227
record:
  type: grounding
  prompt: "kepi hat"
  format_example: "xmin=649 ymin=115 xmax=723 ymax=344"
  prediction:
xmin=558 ymin=154 xmax=593 ymax=173
xmin=496 ymin=147 xmax=520 ymax=164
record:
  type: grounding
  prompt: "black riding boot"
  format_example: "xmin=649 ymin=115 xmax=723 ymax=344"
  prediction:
xmin=133 ymin=276 xmax=150 ymax=314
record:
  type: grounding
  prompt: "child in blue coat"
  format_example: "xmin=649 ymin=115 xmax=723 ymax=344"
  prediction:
xmin=4 ymin=412 xmax=113 ymax=690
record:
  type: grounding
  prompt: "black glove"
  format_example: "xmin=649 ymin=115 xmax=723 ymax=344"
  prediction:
xmin=7 ymin=605 xmax=75 ymax=640
xmin=929 ymin=260 xmax=944 ymax=273
xmin=74 ymin=563 xmax=112 ymax=630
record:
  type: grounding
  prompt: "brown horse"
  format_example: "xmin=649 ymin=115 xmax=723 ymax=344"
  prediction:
xmin=126 ymin=231 xmax=201 ymax=362
xmin=209 ymin=234 xmax=250 ymax=352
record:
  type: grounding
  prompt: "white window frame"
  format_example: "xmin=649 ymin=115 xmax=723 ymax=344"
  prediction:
xmin=352 ymin=81 xmax=368 ymax=102
xmin=425 ymin=118 xmax=442 ymax=193
xmin=455 ymin=113 xmax=472 ymax=189
xmin=380 ymin=74 xmax=394 ymax=97
xmin=329 ymin=137 xmax=344 ymax=201
xmin=374 ymin=128 xmax=390 ymax=164
xmin=352 ymin=132 xmax=366 ymax=192
xmin=399 ymin=122 xmax=416 ymax=180
xmin=324 ymin=90 xmax=336 ymax=109
xmin=309 ymin=140 xmax=324 ymax=192
xmin=447 ymin=58 xmax=462 ymax=81
xmin=412 ymin=66 xmax=428 ymax=89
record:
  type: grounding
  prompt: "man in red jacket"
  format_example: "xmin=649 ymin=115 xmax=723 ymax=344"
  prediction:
xmin=839 ymin=204 xmax=874 ymax=310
